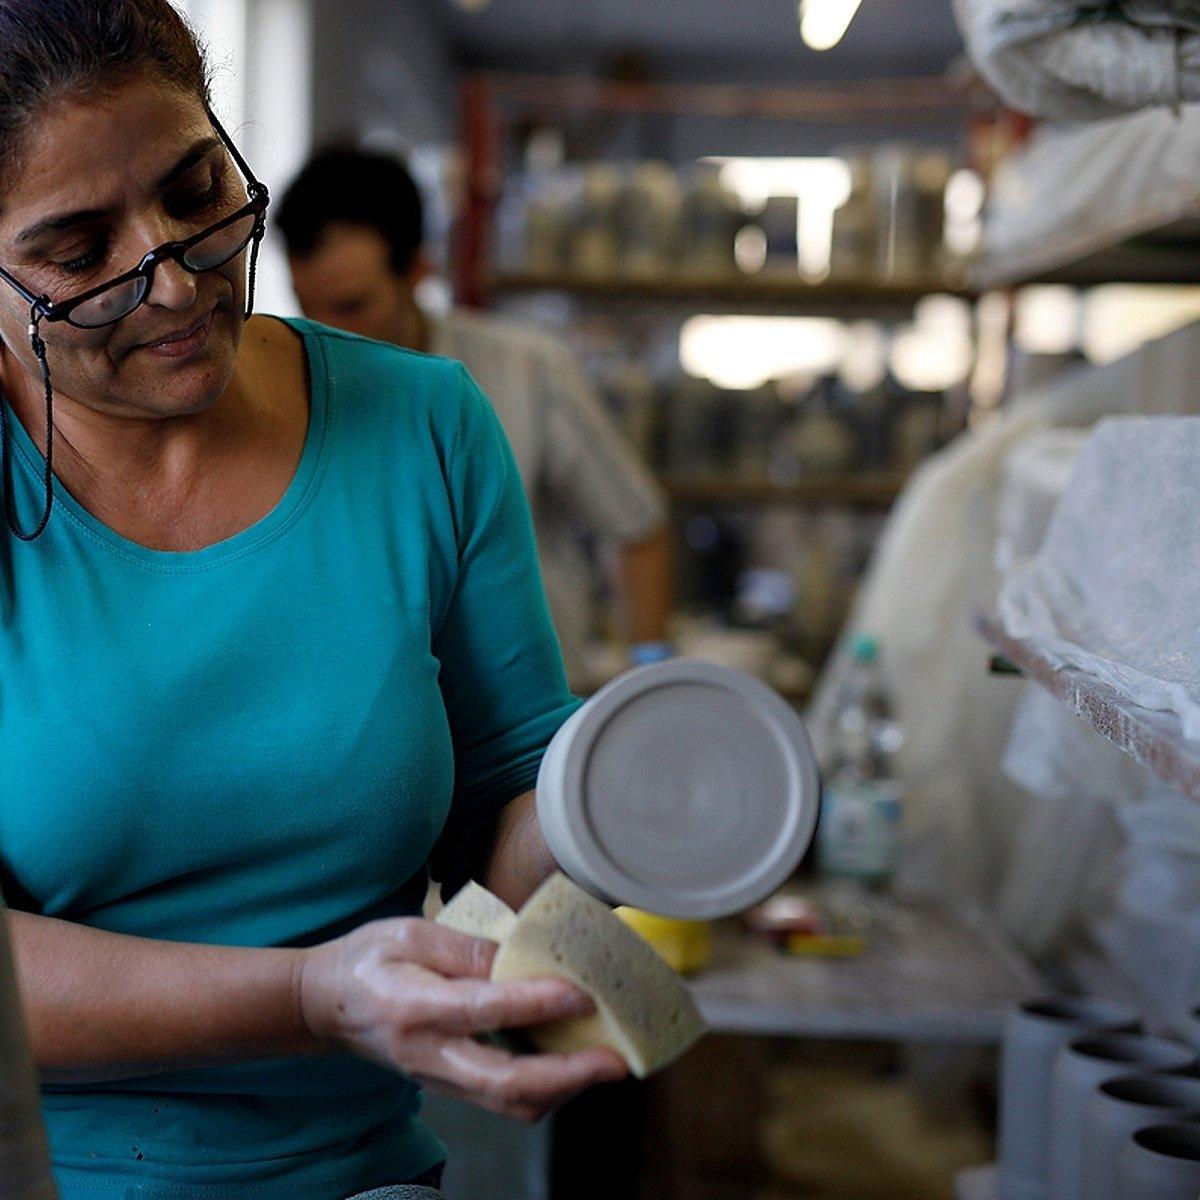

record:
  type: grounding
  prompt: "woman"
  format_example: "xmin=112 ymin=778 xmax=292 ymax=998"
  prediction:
xmin=0 ymin=2 xmax=627 ymax=1197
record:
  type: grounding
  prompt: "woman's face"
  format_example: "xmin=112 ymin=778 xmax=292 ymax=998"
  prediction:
xmin=0 ymin=75 xmax=250 ymax=421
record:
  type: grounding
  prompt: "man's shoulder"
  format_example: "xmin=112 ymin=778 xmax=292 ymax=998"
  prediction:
xmin=434 ymin=308 xmax=566 ymax=360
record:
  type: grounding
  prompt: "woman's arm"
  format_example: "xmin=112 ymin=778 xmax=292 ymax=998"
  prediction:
xmin=481 ymin=790 xmax=557 ymax=911
xmin=9 ymin=909 xmax=625 ymax=1118
xmin=0 ymin=910 xmax=55 ymax=1200
xmin=9 ymin=911 xmax=315 ymax=1084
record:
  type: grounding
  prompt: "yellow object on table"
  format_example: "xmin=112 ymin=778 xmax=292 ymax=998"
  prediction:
xmin=785 ymin=931 xmax=867 ymax=958
xmin=615 ymin=907 xmax=712 ymax=974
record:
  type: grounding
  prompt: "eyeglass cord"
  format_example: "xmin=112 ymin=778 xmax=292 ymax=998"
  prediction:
xmin=2 ymin=235 xmax=262 ymax=543
xmin=1 ymin=310 xmax=55 ymax=541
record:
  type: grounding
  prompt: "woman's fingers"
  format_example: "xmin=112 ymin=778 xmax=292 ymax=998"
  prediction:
xmin=432 ymin=1037 xmax=629 ymax=1122
xmin=376 ymin=918 xmax=498 ymax=979
xmin=332 ymin=916 xmax=630 ymax=1123
xmin=396 ymin=970 xmax=596 ymax=1037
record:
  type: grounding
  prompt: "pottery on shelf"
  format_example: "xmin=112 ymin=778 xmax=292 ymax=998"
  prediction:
xmin=997 ymin=997 xmax=1140 ymax=1200
xmin=1115 ymin=1122 xmax=1200 ymax=1200
xmin=1049 ymin=1032 xmax=1197 ymax=1200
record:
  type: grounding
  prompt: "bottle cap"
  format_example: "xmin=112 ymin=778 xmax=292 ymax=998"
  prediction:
xmin=849 ymin=633 xmax=879 ymax=664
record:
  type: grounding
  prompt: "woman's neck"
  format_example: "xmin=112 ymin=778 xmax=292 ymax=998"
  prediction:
xmin=0 ymin=317 xmax=308 ymax=550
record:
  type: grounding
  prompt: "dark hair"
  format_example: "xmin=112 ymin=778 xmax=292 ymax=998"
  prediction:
xmin=0 ymin=0 xmax=210 ymax=176
xmin=276 ymin=145 xmax=425 ymax=276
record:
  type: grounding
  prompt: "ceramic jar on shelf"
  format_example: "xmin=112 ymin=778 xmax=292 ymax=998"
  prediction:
xmin=996 ymin=996 xmax=1140 ymax=1200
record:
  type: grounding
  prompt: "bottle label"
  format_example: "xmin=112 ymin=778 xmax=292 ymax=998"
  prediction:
xmin=818 ymin=782 xmax=902 ymax=881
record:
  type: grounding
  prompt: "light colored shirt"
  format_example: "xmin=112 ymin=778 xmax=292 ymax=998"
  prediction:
xmin=0 ymin=318 xmax=581 ymax=1199
xmin=432 ymin=311 xmax=666 ymax=688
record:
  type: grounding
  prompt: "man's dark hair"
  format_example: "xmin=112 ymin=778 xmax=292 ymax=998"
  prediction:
xmin=0 ymin=0 xmax=210 ymax=177
xmin=276 ymin=146 xmax=425 ymax=276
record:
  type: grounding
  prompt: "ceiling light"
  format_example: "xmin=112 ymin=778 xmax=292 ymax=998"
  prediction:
xmin=799 ymin=0 xmax=863 ymax=51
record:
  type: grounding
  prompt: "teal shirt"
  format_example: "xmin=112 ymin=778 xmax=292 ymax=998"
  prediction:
xmin=0 ymin=319 xmax=580 ymax=1199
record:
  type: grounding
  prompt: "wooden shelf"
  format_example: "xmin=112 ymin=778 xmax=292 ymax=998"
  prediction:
xmin=665 ymin=472 xmax=907 ymax=509
xmin=490 ymin=270 xmax=974 ymax=317
xmin=975 ymin=610 xmax=1200 ymax=804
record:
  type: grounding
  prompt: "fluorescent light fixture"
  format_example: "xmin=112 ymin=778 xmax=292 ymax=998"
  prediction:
xmin=799 ymin=0 xmax=864 ymax=51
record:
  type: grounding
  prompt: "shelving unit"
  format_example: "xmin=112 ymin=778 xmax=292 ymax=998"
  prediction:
xmin=975 ymin=610 xmax=1200 ymax=804
xmin=490 ymin=270 xmax=975 ymax=319
xmin=457 ymin=70 xmax=978 ymax=307
xmin=463 ymin=71 xmax=977 ymax=670
xmin=664 ymin=471 xmax=907 ymax=509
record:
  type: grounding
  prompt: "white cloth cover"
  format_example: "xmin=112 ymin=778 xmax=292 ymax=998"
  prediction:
xmin=998 ymin=415 xmax=1200 ymax=738
xmin=954 ymin=0 xmax=1200 ymax=120
xmin=809 ymin=321 xmax=1200 ymax=956
xmin=984 ymin=105 xmax=1200 ymax=287
xmin=994 ymin=428 xmax=1089 ymax=575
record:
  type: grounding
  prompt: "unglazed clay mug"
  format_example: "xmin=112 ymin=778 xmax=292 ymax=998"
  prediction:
xmin=1115 ymin=1122 xmax=1200 ymax=1200
xmin=997 ymin=997 xmax=1140 ymax=1200
xmin=1049 ymin=1033 xmax=1196 ymax=1200
xmin=1080 ymin=1073 xmax=1200 ymax=1200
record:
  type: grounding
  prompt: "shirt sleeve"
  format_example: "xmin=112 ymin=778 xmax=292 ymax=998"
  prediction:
xmin=428 ymin=364 xmax=582 ymax=899
xmin=536 ymin=334 xmax=668 ymax=544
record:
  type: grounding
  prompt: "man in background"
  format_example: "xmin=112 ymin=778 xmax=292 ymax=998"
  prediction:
xmin=278 ymin=147 xmax=673 ymax=691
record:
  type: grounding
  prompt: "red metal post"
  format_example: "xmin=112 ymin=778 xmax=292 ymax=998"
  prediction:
xmin=455 ymin=75 xmax=501 ymax=310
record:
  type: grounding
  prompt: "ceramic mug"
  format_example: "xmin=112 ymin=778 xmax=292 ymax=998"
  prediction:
xmin=1049 ymin=1033 xmax=1197 ymax=1200
xmin=997 ymin=997 xmax=1140 ymax=1200
xmin=1080 ymin=1072 xmax=1200 ymax=1200
xmin=1115 ymin=1122 xmax=1200 ymax=1200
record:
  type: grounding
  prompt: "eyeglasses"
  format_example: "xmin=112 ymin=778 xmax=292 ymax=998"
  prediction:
xmin=0 ymin=107 xmax=269 ymax=329
xmin=5 ymin=198 xmax=267 ymax=330
xmin=0 ymin=106 xmax=270 ymax=542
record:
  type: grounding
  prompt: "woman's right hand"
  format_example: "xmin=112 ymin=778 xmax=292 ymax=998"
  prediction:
xmin=297 ymin=917 xmax=628 ymax=1122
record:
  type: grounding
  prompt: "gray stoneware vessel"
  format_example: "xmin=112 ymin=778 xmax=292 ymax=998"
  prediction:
xmin=536 ymin=659 xmax=820 ymax=919
xmin=997 ymin=996 xmax=1139 ymax=1200
xmin=1080 ymin=1072 xmax=1200 ymax=1200
xmin=1049 ymin=1033 xmax=1196 ymax=1200
xmin=1115 ymin=1122 xmax=1200 ymax=1200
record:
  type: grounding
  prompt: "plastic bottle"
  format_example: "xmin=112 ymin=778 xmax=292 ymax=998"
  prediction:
xmin=817 ymin=634 xmax=904 ymax=886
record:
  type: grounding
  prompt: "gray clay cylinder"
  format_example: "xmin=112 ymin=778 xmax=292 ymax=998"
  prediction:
xmin=1115 ymin=1122 xmax=1200 ymax=1200
xmin=536 ymin=660 xmax=820 ymax=919
xmin=997 ymin=997 xmax=1140 ymax=1200
xmin=1080 ymin=1072 xmax=1200 ymax=1200
xmin=1049 ymin=1033 xmax=1197 ymax=1200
